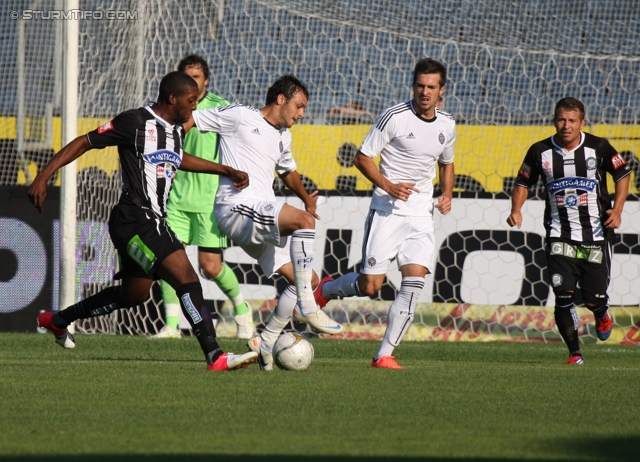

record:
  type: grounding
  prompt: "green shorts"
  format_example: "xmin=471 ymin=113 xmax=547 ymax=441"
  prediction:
xmin=166 ymin=208 xmax=229 ymax=249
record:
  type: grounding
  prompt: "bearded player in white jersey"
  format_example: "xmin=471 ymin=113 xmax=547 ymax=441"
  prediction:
xmin=315 ymin=58 xmax=456 ymax=369
xmin=186 ymin=75 xmax=343 ymax=371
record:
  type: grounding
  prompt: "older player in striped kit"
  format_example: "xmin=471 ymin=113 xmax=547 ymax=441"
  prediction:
xmin=315 ymin=58 xmax=456 ymax=369
xmin=508 ymin=97 xmax=631 ymax=365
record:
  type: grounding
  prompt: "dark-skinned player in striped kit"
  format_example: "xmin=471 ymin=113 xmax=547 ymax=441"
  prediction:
xmin=29 ymin=72 xmax=257 ymax=371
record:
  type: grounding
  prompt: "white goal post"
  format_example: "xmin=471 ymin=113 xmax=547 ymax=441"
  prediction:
xmin=60 ymin=0 xmax=79 ymax=328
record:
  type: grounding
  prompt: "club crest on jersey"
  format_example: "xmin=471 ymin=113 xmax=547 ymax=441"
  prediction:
xmin=519 ymin=163 xmax=531 ymax=179
xmin=97 ymin=121 xmax=114 ymax=134
xmin=367 ymin=256 xmax=377 ymax=267
xmin=551 ymin=273 xmax=563 ymax=287
xmin=438 ymin=132 xmax=445 ymax=145
xmin=586 ymin=157 xmax=597 ymax=170
xmin=556 ymin=192 xmax=587 ymax=208
xmin=156 ymin=163 xmax=176 ymax=180
xmin=611 ymin=153 xmax=627 ymax=170
xmin=263 ymin=204 xmax=274 ymax=212
xmin=565 ymin=194 xmax=579 ymax=208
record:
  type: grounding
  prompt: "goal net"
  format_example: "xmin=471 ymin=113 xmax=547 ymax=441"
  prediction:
xmin=1 ymin=0 xmax=639 ymax=344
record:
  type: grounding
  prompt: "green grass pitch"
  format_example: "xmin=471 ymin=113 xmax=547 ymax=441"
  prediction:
xmin=1 ymin=333 xmax=639 ymax=461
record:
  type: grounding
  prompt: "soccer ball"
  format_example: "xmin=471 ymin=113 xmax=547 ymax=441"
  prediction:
xmin=272 ymin=332 xmax=314 ymax=371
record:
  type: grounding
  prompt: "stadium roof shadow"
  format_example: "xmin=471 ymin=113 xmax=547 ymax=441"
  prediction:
xmin=2 ymin=434 xmax=640 ymax=462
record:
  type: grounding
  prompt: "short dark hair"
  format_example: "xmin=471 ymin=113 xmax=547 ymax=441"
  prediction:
xmin=554 ymin=97 xmax=585 ymax=120
xmin=413 ymin=58 xmax=447 ymax=87
xmin=265 ymin=74 xmax=309 ymax=106
xmin=158 ymin=71 xmax=198 ymax=104
xmin=177 ymin=54 xmax=210 ymax=81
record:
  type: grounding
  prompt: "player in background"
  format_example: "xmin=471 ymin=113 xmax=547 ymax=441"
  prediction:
xmin=29 ymin=72 xmax=258 ymax=371
xmin=187 ymin=74 xmax=343 ymax=371
xmin=154 ymin=55 xmax=254 ymax=340
xmin=507 ymin=97 xmax=630 ymax=365
xmin=314 ymin=58 xmax=456 ymax=369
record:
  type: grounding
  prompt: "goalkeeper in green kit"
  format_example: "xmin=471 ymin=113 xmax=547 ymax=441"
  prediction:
xmin=155 ymin=55 xmax=254 ymax=339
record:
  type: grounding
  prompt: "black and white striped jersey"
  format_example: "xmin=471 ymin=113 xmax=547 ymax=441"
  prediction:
xmin=87 ymin=105 xmax=185 ymax=217
xmin=516 ymin=132 xmax=631 ymax=242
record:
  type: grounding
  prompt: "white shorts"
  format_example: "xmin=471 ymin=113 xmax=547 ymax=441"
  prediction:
xmin=360 ymin=209 xmax=435 ymax=275
xmin=216 ymin=199 xmax=290 ymax=277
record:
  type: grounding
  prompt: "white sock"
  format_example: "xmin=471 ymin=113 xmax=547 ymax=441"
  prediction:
xmin=261 ymin=315 xmax=291 ymax=353
xmin=260 ymin=286 xmax=297 ymax=352
xmin=291 ymin=229 xmax=316 ymax=314
xmin=275 ymin=285 xmax=298 ymax=319
xmin=164 ymin=303 xmax=181 ymax=318
xmin=323 ymin=272 xmax=361 ymax=299
xmin=376 ymin=277 xmax=424 ymax=359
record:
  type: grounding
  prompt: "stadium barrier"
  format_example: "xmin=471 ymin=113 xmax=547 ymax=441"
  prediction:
xmin=2 ymin=190 xmax=638 ymax=344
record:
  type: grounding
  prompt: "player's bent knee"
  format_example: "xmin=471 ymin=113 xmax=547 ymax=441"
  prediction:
xmin=358 ymin=279 xmax=383 ymax=297
xmin=120 ymin=292 xmax=151 ymax=307
xmin=296 ymin=212 xmax=315 ymax=230
xmin=582 ymin=290 xmax=607 ymax=308
xmin=199 ymin=265 xmax=223 ymax=281
xmin=554 ymin=289 xmax=575 ymax=308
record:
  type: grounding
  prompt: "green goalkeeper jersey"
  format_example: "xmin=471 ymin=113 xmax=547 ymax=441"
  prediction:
xmin=167 ymin=92 xmax=230 ymax=213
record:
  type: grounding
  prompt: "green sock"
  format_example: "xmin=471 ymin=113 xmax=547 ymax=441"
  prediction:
xmin=233 ymin=302 xmax=250 ymax=317
xmin=166 ymin=315 xmax=180 ymax=330
xmin=214 ymin=263 xmax=249 ymax=316
xmin=160 ymin=280 xmax=181 ymax=329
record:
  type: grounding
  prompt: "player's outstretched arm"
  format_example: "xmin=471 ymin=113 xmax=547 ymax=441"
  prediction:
xmin=353 ymin=151 xmax=419 ymax=201
xmin=27 ymin=135 xmax=92 ymax=214
xmin=279 ymin=170 xmax=320 ymax=219
xmin=506 ymin=185 xmax=529 ymax=229
xmin=435 ymin=161 xmax=454 ymax=214
xmin=180 ymin=152 xmax=249 ymax=190
xmin=604 ymin=174 xmax=630 ymax=229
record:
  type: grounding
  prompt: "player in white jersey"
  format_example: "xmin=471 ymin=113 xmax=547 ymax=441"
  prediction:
xmin=315 ymin=58 xmax=456 ymax=369
xmin=188 ymin=75 xmax=343 ymax=371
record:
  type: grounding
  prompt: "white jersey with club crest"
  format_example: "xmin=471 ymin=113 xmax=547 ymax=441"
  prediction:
xmin=359 ymin=100 xmax=456 ymax=217
xmin=192 ymin=103 xmax=297 ymax=216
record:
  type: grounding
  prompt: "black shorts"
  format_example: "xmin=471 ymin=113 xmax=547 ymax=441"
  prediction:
xmin=108 ymin=204 xmax=184 ymax=280
xmin=545 ymin=239 xmax=611 ymax=305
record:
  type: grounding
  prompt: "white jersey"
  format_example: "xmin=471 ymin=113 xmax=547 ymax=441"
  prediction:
xmin=191 ymin=103 xmax=297 ymax=215
xmin=359 ymin=100 xmax=456 ymax=216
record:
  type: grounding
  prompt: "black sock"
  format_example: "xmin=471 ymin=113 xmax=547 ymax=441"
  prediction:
xmin=176 ymin=282 xmax=222 ymax=365
xmin=56 ymin=286 xmax=123 ymax=326
xmin=555 ymin=306 xmax=582 ymax=356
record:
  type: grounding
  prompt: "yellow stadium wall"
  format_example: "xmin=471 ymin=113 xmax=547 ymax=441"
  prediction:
xmin=2 ymin=117 xmax=639 ymax=194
